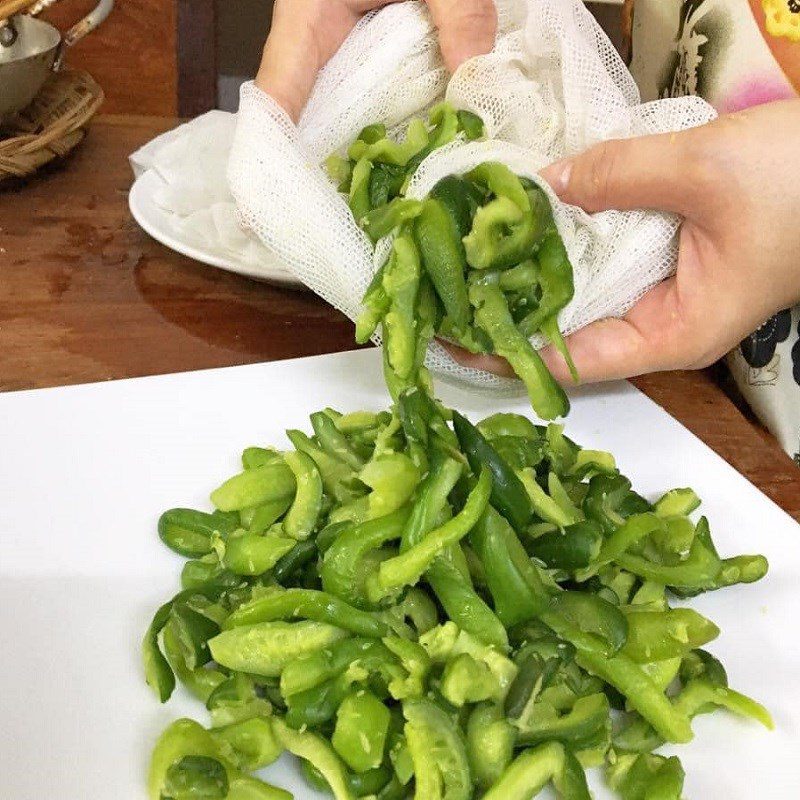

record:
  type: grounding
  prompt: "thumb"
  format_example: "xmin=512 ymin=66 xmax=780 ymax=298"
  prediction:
xmin=540 ymin=130 xmax=701 ymax=217
xmin=425 ymin=0 xmax=497 ymax=73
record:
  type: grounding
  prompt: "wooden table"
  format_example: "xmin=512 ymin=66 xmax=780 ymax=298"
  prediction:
xmin=2 ymin=115 xmax=799 ymax=519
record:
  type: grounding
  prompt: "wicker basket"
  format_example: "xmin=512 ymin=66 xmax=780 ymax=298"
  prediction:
xmin=0 ymin=68 xmax=103 ymax=182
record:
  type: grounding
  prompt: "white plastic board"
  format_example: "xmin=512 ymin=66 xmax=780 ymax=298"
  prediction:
xmin=1 ymin=348 xmax=798 ymax=798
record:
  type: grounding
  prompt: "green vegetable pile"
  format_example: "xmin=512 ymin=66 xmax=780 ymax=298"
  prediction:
xmin=329 ymin=103 xmax=575 ymax=420
xmin=145 ymin=406 xmax=771 ymax=800
xmin=143 ymin=106 xmax=771 ymax=800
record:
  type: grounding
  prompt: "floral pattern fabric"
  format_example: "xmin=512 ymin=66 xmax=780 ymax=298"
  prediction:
xmin=628 ymin=0 xmax=800 ymax=464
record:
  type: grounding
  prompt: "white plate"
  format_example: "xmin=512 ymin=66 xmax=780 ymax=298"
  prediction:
xmin=129 ymin=170 xmax=303 ymax=288
xmin=1 ymin=349 xmax=799 ymax=799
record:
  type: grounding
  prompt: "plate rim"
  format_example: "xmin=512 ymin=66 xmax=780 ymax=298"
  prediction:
xmin=128 ymin=169 xmax=304 ymax=288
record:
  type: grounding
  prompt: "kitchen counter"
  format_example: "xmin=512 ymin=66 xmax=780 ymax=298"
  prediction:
xmin=2 ymin=114 xmax=799 ymax=519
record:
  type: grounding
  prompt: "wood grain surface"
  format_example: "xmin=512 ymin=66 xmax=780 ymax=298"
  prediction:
xmin=1 ymin=115 xmax=798 ymax=520
xmin=42 ymin=0 xmax=180 ymax=115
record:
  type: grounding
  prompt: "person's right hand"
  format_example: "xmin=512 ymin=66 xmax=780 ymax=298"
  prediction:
xmin=256 ymin=0 xmax=497 ymax=122
xmin=447 ymin=99 xmax=800 ymax=384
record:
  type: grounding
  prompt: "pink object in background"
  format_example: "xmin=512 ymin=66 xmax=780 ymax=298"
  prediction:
xmin=719 ymin=74 xmax=796 ymax=112
xmin=628 ymin=0 xmax=800 ymax=462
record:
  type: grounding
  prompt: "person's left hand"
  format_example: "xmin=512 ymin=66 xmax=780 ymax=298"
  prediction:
xmin=256 ymin=0 xmax=497 ymax=121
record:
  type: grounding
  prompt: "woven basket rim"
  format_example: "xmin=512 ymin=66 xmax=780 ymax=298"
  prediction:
xmin=0 ymin=69 xmax=104 ymax=180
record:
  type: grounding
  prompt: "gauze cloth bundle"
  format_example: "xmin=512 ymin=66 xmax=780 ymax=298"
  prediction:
xmin=229 ymin=0 xmax=716 ymax=392
xmin=129 ymin=112 xmax=281 ymax=273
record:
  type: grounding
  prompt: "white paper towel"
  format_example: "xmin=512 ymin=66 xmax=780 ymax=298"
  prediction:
xmin=129 ymin=111 xmax=280 ymax=272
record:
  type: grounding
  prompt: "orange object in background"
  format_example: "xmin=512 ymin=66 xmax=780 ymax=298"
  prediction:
xmin=749 ymin=0 xmax=800 ymax=91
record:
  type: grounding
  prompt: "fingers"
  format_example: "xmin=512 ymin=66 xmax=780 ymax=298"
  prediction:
xmin=438 ymin=339 xmax=516 ymax=379
xmin=442 ymin=299 xmax=676 ymax=386
xmin=259 ymin=0 xmax=496 ymax=120
xmin=257 ymin=0 xmax=405 ymax=121
xmin=424 ymin=0 xmax=497 ymax=73
xmin=539 ymin=276 xmax=722 ymax=384
xmin=538 ymin=318 xmax=655 ymax=385
xmin=444 ymin=276 xmax=717 ymax=386
xmin=549 ymin=280 xmax=686 ymax=383
xmin=539 ymin=130 xmax=705 ymax=218
xmin=441 ymin=292 xmax=679 ymax=385
xmin=257 ymin=42 xmax=317 ymax=122
xmin=354 ymin=0 xmax=405 ymax=9
xmin=256 ymin=0 xmax=326 ymax=123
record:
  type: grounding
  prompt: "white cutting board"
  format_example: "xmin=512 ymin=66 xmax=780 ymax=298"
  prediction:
xmin=1 ymin=349 xmax=798 ymax=799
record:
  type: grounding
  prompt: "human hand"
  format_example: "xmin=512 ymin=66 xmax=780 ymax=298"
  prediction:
xmin=447 ymin=99 xmax=800 ymax=383
xmin=256 ymin=0 xmax=497 ymax=121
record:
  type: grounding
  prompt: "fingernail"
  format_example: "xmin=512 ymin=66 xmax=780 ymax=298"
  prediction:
xmin=542 ymin=159 xmax=572 ymax=195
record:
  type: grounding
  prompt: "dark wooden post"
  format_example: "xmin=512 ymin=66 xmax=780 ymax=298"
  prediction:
xmin=177 ymin=0 xmax=218 ymax=116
